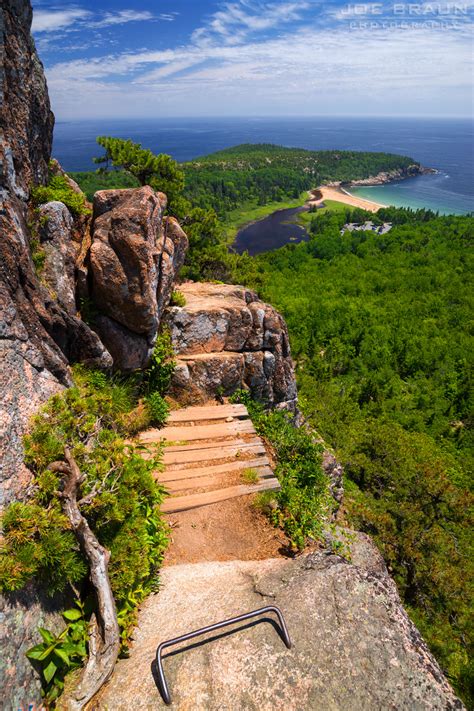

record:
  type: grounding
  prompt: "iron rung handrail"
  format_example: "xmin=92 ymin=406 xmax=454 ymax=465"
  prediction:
xmin=155 ymin=605 xmax=291 ymax=705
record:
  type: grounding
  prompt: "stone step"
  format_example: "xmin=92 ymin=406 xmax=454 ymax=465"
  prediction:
xmin=167 ymin=404 xmax=248 ymax=423
xmin=162 ymin=466 xmax=275 ymax=493
xmin=161 ymin=478 xmax=281 ymax=513
xmin=140 ymin=420 xmax=255 ymax=444
xmin=163 ymin=441 xmax=266 ymax=466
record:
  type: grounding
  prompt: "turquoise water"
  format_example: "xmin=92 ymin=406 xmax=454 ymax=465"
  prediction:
xmin=349 ymin=172 xmax=471 ymax=215
xmin=53 ymin=116 xmax=473 ymax=215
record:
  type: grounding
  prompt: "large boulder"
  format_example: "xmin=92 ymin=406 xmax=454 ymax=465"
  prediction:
xmin=165 ymin=282 xmax=297 ymax=409
xmin=98 ymin=534 xmax=464 ymax=710
xmin=90 ymin=187 xmax=188 ymax=370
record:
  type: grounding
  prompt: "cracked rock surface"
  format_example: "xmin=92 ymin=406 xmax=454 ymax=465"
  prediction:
xmin=90 ymin=187 xmax=188 ymax=370
xmin=98 ymin=534 xmax=463 ymax=710
xmin=165 ymin=282 xmax=298 ymax=410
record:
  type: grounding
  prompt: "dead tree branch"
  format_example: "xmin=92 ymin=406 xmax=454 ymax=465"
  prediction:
xmin=50 ymin=448 xmax=120 ymax=710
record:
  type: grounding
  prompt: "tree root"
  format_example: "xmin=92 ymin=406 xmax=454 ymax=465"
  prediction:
xmin=50 ymin=448 xmax=120 ymax=710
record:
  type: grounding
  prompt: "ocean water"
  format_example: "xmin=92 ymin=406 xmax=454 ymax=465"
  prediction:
xmin=53 ymin=117 xmax=474 ymax=215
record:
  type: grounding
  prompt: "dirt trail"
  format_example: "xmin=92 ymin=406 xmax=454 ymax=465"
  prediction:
xmin=139 ymin=402 xmax=290 ymax=565
xmin=164 ymin=496 xmax=289 ymax=565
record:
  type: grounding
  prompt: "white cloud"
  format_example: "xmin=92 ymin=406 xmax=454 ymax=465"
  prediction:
xmin=191 ymin=1 xmax=309 ymax=46
xmin=87 ymin=10 xmax=155 ymax=28
xmin=45 ymin=19 xmax=473 ymax=119
xmin=32 ymin=6 xmax=173 ymax=34
xmin=32 ymin=8 xmax=91 ymax=33
xmin=39 ymin=0 xmax=473 ymax=118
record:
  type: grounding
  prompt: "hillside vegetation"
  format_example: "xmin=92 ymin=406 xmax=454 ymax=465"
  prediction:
xmin=73 ymin=142 xmax=418 ymax=219
xmin=72 ymin=141 xmax=419 ymax=279
xmin=231 ymin=207 xmax=473 ymax=704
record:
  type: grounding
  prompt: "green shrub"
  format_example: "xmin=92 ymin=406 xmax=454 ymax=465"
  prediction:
xmin=26 ymin=601 xmax=89 ymax=705
xmin=31 ymin=175 xmax=90 ymax=216
xmin=0 ymin=362 xmax=172 ymax=704
xmin=1 ymin=366 xmax=168 ymax=599
xmin=144 ymin=329 xmax=175 ymax=396
xmin=145 ymin=392 xmax=169 ymax=427
xmin=30 ymin=238 xmax=46 ymax=273
xmin=231 ymin=391 xmax=329 ymax=551
xmin=170 ymin=290 xmax=186 ymax=307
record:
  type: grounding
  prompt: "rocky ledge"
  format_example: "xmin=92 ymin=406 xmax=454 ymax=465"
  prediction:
xmin=347 ymin=164 xmax=436 ymax=187
xmin=323 ymin=164 xmax=436 ymax=190
xmin=98 ymin=533 xmax=463 ymax=710
xmin=165 ymin=282 xmax=298 ymax=410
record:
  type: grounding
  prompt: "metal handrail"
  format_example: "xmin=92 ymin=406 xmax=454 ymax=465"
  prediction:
xmin=155 ymin=605 xmax=292 ymax=705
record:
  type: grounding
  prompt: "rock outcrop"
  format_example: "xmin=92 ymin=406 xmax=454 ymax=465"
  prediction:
xmin=99 ymin=534 xmax=463 ymax=710
xmin=0 ymin=0 xmax=112 ymax=507
xmin=37 ymin=201 xmax=78 ymax=314
xmin=90 ymin=187 xmax=188 ymax=370
xmin=326 ymin=164 xmax=436 ymax=189
xmin=1 ymin=0 xmax=53 ymax=198
xmin=0 ymin=1 xmax=104 ymax=703
xmin=165 ymin=282 xmax=297 ymax=409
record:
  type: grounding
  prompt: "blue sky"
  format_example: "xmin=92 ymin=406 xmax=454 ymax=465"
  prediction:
xmin=32 ymin=0 xmax=474 ymax=119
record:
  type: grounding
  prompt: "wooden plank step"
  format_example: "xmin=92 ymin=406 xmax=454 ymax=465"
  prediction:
xmin=140 ymin=420 xmax=255 ymax=444
xmin=167 ymin=404 xmax=248 ymax=423
xmin=161 ymin=478 xmax=281 ymax=513
xmin=158 ymin=457 xmax=271 ymax=483
xmin=163 ymin=466 xmax=275 ymax=493
xmin=164 ymin=437 xmax=254 ymax=453
xmin=163 ymin=442 xmax=266 ymax=466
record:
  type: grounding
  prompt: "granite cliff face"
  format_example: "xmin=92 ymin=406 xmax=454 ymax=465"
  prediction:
xmin=0 ymin=0 xmax=111 ymax=509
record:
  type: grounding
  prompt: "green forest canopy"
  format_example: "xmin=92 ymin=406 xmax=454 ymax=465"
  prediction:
xmin=183 ymin=143 xmax=419 ymax=217
xmin=231 ymin=208 xmax=473 ymax=704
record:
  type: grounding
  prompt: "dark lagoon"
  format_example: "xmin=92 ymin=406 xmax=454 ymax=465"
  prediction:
xmin=233 ymin=206 xmax=309 ymax=255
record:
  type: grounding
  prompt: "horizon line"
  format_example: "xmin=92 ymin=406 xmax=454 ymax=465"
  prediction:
xmin=54 ymin=114 xmax=473 ymax=123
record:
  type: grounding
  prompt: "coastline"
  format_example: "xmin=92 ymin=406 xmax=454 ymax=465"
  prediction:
xmin=308 ymin=186 xmax=386 ymax=213
xmin=307 ymin=164 xmax=436 ymax=213
xmin=235 ymin=163 xmax=437 ymax=244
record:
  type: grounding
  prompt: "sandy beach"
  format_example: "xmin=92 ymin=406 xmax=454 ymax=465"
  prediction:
xmin=308 ymin=186 xmax=386 ymax=213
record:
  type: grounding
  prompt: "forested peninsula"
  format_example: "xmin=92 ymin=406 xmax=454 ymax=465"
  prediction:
xmin=73 ymin=142 xmax=426 ymax=217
